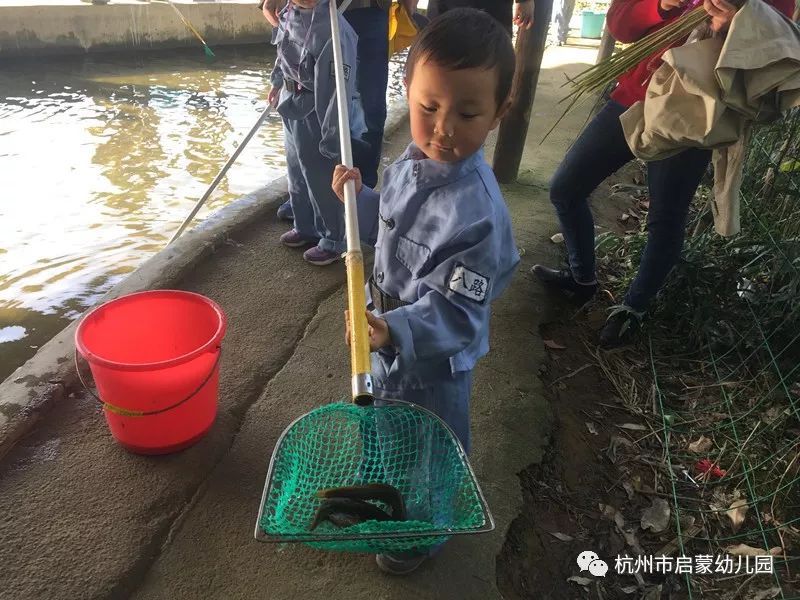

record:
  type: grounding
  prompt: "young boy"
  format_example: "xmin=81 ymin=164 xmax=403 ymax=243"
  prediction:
xmin=332 ymin=8 xmax=519 ymax=574
xmin=270 ymin=0 xmax=367 ymax=266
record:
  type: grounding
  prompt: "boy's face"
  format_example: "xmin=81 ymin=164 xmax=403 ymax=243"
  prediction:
xmin=406 ymin=58 xmax=509 ymax=163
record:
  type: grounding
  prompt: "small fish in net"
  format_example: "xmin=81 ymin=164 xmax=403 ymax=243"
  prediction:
xmin=310 ymin=483 xmax=407 ymax=530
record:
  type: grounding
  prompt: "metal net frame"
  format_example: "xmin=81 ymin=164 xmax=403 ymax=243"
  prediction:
xmin=254 ymin=402 xmax=494 ymax=553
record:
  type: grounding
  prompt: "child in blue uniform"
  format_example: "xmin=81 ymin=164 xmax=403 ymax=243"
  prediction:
xmin=332 ymin=8 xmax=519 ymax=574
xmin=270 ymin=0 xmax=367 ymax=266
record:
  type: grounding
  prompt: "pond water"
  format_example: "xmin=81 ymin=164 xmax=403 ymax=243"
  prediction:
xmin=0 ymin=44 xmax=407 ymax=382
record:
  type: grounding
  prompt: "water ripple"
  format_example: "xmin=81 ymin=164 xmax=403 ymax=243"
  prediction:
xmin=0 ymin=45 xmax=406 ymax=382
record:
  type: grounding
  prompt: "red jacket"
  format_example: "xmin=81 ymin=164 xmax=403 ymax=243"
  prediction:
xmin=606 ymin=0 xmax=795 ymax=107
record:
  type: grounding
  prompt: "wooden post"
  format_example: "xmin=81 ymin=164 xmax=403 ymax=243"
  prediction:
xmin=595 ymin=27 xmax=615 ymax=64
xmin=589 ymin=26 xmax=617 ymax=116
xmin=492 ymin=0 xmax=555 ymax=183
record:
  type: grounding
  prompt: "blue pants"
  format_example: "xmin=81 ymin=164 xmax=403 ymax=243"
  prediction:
xmin=371 ymin=358 xmax=472 ymax=455
xmin=344 ymin=7 xmax=389 ymax=189
xmin=549 ymin=100 xmax=711 ymax=311
xmin=369 ymin=357 xmax=472 ymax=557
xmin=283 ymin=118 xmax=346 ymax=254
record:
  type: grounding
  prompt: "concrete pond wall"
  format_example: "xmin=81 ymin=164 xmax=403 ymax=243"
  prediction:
xmin=0 ymin=0 xmax=270 ymax=57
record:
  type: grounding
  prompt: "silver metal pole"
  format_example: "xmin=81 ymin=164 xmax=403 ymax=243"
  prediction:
xmin=167 ymin=104 xmax=273 ymax=246
xmin=328 ymin=0 xmax=360 ymax=254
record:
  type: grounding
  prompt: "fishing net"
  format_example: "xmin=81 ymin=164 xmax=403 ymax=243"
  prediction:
xmin=255 ymin=402 xmax=493 ymax=553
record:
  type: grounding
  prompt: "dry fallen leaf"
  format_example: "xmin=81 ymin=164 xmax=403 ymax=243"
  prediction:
xmin=567 ymin=576 xmax=593 ymax=586
xmin=618 ymin=423 xmax=648 ymax=431
xmin=642 ymin=586 xmax=663 ymax=600
xmin=605 ymin=435 xmax=636 ymax=463
xmin=687 ymin=435 xmax=713 ymax=453
xmin=725 ymin=544 xmax=782 ymax=556
xmin=680 ymin=514 xmax=697 ymax=530
xmin=599 ymin=503 xmax=617 ymax=520
xmin=603 ymin=504 xmax=646 ymax=554
xmin=622 ymin=480 xmax=635 ymax=500
xmin=641 ymin=498 xmax=671 ymax=533
xmin=549 ymin=531 xmax=574 ymax=542
xmin=752 ymin=587 xmax=782 ymax=600
xmin=585 ymin=422 xmax=599 ymax=435
xmin=726 ymin=499 xmax=749 ymax=533
xmin=762 ymin=406 xmax=783 ymax=424
xmin=550 ymin=233 xmax=565 ymax=244
xmin=543 ymin=339 xmax=566 ymax=350
xmin=655 ymin=523 xmax=702 ymax=557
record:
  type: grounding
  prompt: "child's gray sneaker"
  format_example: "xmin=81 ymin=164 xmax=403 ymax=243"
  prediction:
xmin=375 ymin=552 xmax=427 ymax=575
xmin=276 ymin=200 xmax=294 ymax=222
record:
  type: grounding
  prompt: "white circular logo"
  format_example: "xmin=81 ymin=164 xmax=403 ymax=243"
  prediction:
xmin=577 ymin=550 xmax=600 ymax=571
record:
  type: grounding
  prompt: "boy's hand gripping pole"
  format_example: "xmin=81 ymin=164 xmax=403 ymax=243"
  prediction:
xmin=329 ymin=0 xmax=373 ymax=405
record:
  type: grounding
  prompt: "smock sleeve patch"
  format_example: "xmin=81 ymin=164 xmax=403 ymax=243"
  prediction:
xmin=448 ymin=264 xmax=490 ymax=303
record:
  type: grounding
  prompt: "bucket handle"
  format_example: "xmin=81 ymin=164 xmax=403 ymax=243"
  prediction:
xmin=74 ymin=347 xmax=222 ymax=417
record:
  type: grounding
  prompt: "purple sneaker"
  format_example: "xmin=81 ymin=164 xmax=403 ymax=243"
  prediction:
xmin=303 ymin=246 xmax=341 ymax=266
xmin=280 ymin=229 xmax=316 ymax=248
xmin=276 ymin=200 xmax=293 ymax=222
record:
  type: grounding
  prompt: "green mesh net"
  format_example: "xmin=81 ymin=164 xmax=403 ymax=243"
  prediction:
xmin=255 ymin=402 xmax=493 ymax=553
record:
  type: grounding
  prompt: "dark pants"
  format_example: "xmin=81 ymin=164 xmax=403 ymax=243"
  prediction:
xmin=552 ymin=0 xmax=575 ymax=43
xmin=549 ymin=100 xmax=711 ymax=311
xmin=428 ymin=0 xmax=513 ymax=33
xmin=344 ymin=7 xmax=389 ymax=188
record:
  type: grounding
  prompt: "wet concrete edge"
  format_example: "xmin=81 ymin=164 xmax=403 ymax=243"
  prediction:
xmin=0 ymin=100 xmax=410 ymax=462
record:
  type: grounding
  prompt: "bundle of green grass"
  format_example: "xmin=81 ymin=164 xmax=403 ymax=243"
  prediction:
xmin=545 ymin=4 xmax=710 ymax=140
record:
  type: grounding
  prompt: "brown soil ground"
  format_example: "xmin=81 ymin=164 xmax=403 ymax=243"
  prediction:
xmin=495 ymin=162 xmax=800 ymax=600
xmin=496 ymin=165 xmax=659 ymax=600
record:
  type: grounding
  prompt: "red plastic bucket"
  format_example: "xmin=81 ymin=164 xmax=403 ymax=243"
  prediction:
xmin=75 ymin=290 xmax=227 ymax=455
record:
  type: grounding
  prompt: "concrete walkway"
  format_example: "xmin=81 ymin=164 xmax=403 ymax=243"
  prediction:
xmin=0 ymin=44 xmax=597 ymax=600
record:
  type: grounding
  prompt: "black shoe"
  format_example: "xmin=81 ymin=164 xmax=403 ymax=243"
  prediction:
xmin=531 ymin=265 xmax=598 ymax=303
xmin=599 ymin=306 xmax=643 ymax=349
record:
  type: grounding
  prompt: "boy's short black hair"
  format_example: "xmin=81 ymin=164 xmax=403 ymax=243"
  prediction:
xmin=405 ymin=8 xmax=516 ymax=110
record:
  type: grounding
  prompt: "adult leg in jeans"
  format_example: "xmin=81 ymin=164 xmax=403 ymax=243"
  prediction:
xmin=546 ymin=101 xmax=634 ymax=284
xmin=344 ymin=7 xmax=389 ymax=189
xmin=623 ymin=148 xmax=712 ymax=312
